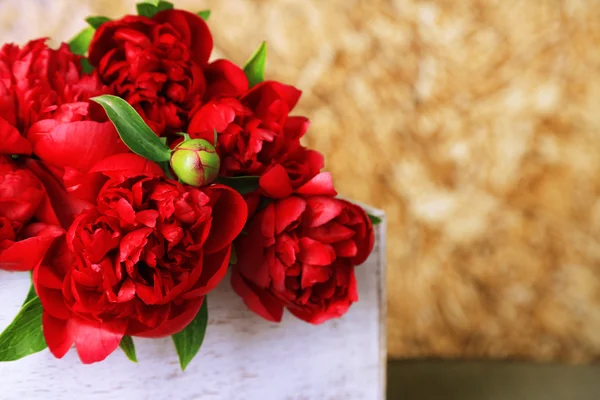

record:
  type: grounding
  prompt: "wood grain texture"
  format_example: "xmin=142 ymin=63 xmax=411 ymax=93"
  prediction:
xmin=0 ymin=208 xmax=386 ymax=400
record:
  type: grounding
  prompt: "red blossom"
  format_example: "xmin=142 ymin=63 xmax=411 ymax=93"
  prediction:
xmin=35 ymin=170 xmax=247 ymax=363
xmin=0 ymin=39 xmax=106 ymax=156
xmin=188 ymin=81 xmax=308 ymax=177
xmin=232 ymin=193 xmax=374 ymax=324
xmin=88 ymin=10 xmax=247 ymax=136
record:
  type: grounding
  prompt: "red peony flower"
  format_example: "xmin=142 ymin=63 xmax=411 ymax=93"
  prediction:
xmin=0 ymin=39 xmax=105 ymax=156
xmin=0 ymin=157 xmax=63 ymax=271
xmin=232 ymin=193 xmax=374 ymax=324
xmin=34 ymin=165 xmax=247 ymax=363
xmin=88 ymin=10 xmax=247 ymax=136
xmin=188 ymin=81 xmax=309 ymax=177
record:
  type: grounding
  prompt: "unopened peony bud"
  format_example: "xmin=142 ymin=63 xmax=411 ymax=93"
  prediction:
xmin=170 ymin=139 xmax=220 ymax=187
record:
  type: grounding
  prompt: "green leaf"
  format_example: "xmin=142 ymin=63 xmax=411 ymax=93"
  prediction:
xmin=119 ymin=336 xmax=137 ymax=363
xmin=80 ymin=58 xmax=94 ymax=74
xmin=137 ymin=1 xmax=173 ymax=18
xmin=0 ymin=296 xmax=47 ymax=361
xmin=216 ymin=176 xmax=260 ymax=195
xmin=92 ymin=95 xmax=171 ymax=162
xmin=172 ymin=298 xmax=208 ymax=371
xmin=213 ymin=129 xmax=218 ymax=147
xmin=243 ymin=41 xmax=267 ymax=88
xmin=197 ymin=10 xmax=211 ymax=20
xmin=136 ymin=3 xmax=156 ymax=17
xmin=69 ymin=26 xmax=95 ymax=56
xmin=86 ymin=16 xmax=111 ymax=29
xmin=368 ymin=213 xmax=383 ymax=225
xmin=156 ymin=1 xmax=174 ymax=12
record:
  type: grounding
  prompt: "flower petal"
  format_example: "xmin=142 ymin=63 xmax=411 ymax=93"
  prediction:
xmin=204 ymin=59 xmax=249 ymax=99
xmin=71 ymin=317 xmax=127 ymax=364
xmin=188 ymin=100 xmax=238 ymax=139
xmin=298 ymin=237 xmax=336 ymax=266
xmin=0 ymin=117 xmax=31 ymax=155
xmin=28 ymin=119 xmax=127 ymax=172
xmin=274 ymin=196 xmax=306 ymax=235
xmin=202 ymin=185 xmax=248 ymax=254
xmin=43 ymin=313 xmax=74 ymax=359
xmin=231 ymin=270 xmax=283 ymax=322
xmin=0 ymin=225 xmax=63 ymax=271
xmin=183 ymin=245 xmax=231 ymax=299
xmin=296 ymin=172 xmax=337 ymax=197
xmin=153 ymin=9 xmax=213 ymax=66
xmin=304 ymin=196 xmax=344 ymax=227
xmin=259 ymin=164 xmax=293 ymax=199
xmin=88 ymin=153 xmax=165 ymax=178
xmin=24 ymin=159 xmax=91 ymax=229
xmin=130 ymin=298 xmax=204 ymax=338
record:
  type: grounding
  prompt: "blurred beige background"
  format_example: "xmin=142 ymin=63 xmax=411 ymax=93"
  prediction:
xmin=3 ymin=0 xmax=600 ymax=363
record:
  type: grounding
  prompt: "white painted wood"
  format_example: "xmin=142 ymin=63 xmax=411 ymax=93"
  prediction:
xmin=0 ymin=206 xmax=386 ymax=400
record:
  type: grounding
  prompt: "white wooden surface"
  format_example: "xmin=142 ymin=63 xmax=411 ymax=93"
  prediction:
xmin=0 ymin=207 xmax=386 ymax=400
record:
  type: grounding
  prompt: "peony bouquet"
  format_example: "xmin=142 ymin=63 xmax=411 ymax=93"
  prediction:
xmin=0 ymin=1 xmax=379 ymax=369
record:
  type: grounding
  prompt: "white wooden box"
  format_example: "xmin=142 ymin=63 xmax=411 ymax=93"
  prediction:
xmin=0 ymin=207 xmax=386 ymax=400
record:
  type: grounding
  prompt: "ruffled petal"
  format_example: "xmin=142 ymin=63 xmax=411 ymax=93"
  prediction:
xmin=153 ymin=9 xmax=213 ymax=66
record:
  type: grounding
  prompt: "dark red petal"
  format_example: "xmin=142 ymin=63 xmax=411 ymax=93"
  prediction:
xmin=305 ymin=196 xmax=344 ymax=227
xmin=71 ymin=317 xmax=127 ymax=364
xmin=301 ymin=264 xmax=332 ymax=289
xmin=339 ymin=200 xmax=375 ymax=265
xmin=306 ymin=222 xmax=355 ymax=244
xmin=25 ymin=159 xmax=92 ymax=229
xmin=274 ymin=196 xmax=306 ymax=235
xmin=298 ymin=237 xmax=336 ymax=266
xmin=334 ymin=239 xmax=358 ymax=258
xmin=204 ymin=59 xmax=249 ymax=99
xmin=296 ymin=172 xmax=337 ymax=197
xmin=283 ymin=116 xmax=310 ymax=141
xmin=188 ymin=100 xmax=238 ymax=139
xmin=231 ymin=270 xmax=283 ymax=322
xmin=0 ymin=225 xmax=63 ymax=271
xmin=0 ymin=117 xmax=31 ymax=155
xmin=290 ymin=299 xmax=352 ymax=324
xmin=202 ymin=185 xmax=248 ymax=254
xmin=88 ymin=15 xmax=154 ymax=65
xmin=88 ymin=153 xmax=165 ymax=178
xmin=243 ymin=81 xmax=302 ymax=111
xmin=131 ymin=298 xmax=204 ymax=338
xmin=153 ymin=9 xmax=213 ymax=66
xmin=259 ymin=164 xmax=293 ymax=199
xmin=43 ymin=313 xmax=74 ymax=359
xmin=183 ymin=245 xmax=231 ymax=299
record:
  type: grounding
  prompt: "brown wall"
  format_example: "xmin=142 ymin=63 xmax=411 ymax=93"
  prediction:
xmin=3 ymin=0 xmax=600 ymax=363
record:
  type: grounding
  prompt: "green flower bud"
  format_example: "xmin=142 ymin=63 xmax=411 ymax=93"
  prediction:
xmin=170 ymin=138 xmax=220 ymax=187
